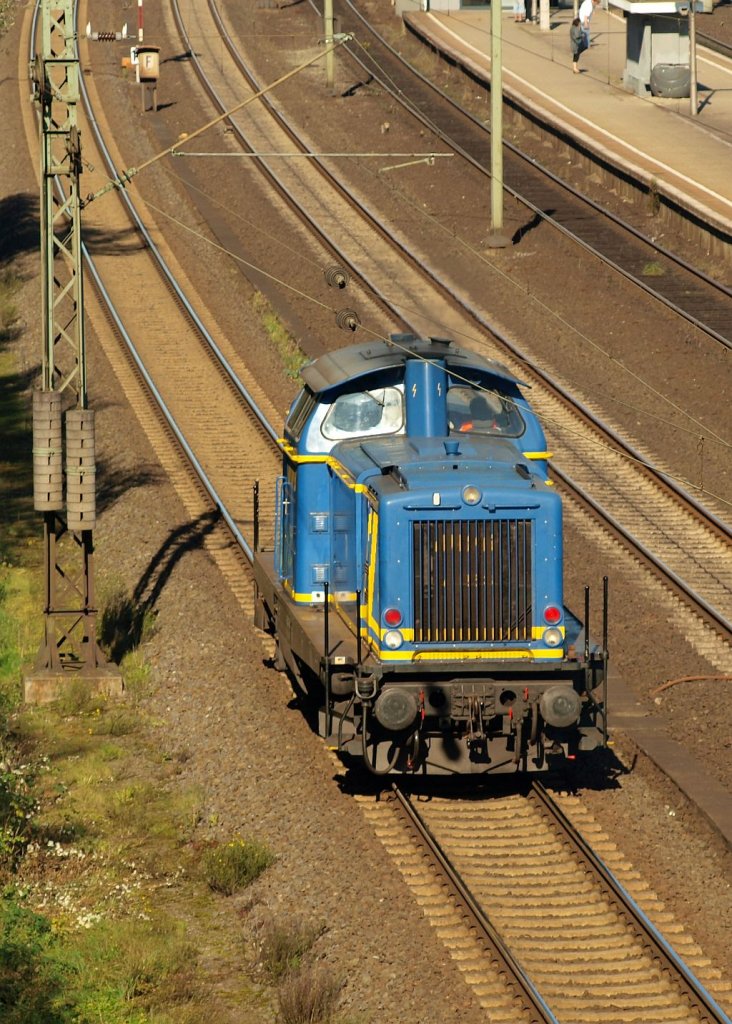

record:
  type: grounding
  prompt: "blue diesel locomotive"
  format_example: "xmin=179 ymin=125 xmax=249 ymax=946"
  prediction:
xmin=253 ymin=335 xmax=608 ymax=774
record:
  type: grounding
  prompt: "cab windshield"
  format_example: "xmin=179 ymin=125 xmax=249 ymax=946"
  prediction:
xmin=321 ymin=387 xmax=404 ymax=440
xmin=447 ymin=386 xmax=524 ymax=437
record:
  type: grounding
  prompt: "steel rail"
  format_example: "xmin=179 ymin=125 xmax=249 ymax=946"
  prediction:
xmin=170 ymin=0 xmax=407 ymax=336
xmin=391 ymin=784 xmax=559 ymax=1024
xmin=531 ymin=782 xmax=732 ymax=1024
xmin=325 ymin=0 xmax=732 ymax=352
xmin=73 ymin=11 xmax=281 ymax=556
xmin=35 ymin=0 xmax=726 ymax=657
xmin=51 ymin=2 xmax=264 ymax=558
xmin=395 ymin=781 xmax=732 ymax=1024
xmin=697 ymin=31 xmax=732 ymax=61
xmin=76 ymin=36 xmax=279 ymax=447
xmin=83 ymin=249 xmax=254 ymax=563
xmin=32 ymin=20 xmax=732 ymax=1010
xmin=551 ymin=460 xmax=732 ymax=636
xmin=174 ymin=0 xmax=732 ymax=641
xmin=27 ymin=0 xmax=728 ymax=655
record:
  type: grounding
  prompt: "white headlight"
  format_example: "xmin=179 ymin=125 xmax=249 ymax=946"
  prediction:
xmin=462 ymin=485 xmax=482 ymax=506
xmin=542 ymin=627 xmax=563 ymax=648
xmin=383 ymin=629 xmax=403 ymax=650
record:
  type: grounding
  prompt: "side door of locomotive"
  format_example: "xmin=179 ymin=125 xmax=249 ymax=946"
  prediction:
xmin=275 ymin=464 xmax=296 ymax=586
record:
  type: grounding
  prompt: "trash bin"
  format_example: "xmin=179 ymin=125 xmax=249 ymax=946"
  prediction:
xmin=650 ymin=63 xmax=690 ymax=98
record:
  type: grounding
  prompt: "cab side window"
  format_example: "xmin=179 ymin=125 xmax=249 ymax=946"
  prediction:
xmin=285 ymin=388 xmax=318 ymax=442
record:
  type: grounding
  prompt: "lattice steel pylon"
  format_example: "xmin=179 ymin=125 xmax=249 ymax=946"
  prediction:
xmin=36 ymin=0 xmax=85 ymax=401
xmin=28 ymin=0 xmax=112 ymax=687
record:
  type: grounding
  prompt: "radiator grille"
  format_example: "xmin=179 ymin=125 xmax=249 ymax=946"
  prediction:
xmin=412 ymin=519 xmax=533 ymax=643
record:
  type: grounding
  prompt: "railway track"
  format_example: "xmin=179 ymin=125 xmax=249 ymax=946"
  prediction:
xmin=358 ymin=784 xmax=732 ymax=1023
xmin=20 ymin=6 xmax=732 ymax=1017
xmin=25 ymin=0 xmax=286 ymax=614
xmin=331 ymin=0 xmax=732 ymax=351
xmin=23 ymin=0 xmax=727 ymax=682
xmin=27 ymin=0 xmax=730 ymax=688
xmin=168 ymin=0 xmax=732 ymax=656
xmin=23 ymin=0 xmax=727 ymax=639
xmin=24 ymin=0 xmax=726 ymax=672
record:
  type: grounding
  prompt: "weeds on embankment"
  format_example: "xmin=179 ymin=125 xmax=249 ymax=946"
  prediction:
xmin=0 ymin=529 xmax=351 ymax=1023
xmin=0 ymin=271 xmax=355 ymax=1022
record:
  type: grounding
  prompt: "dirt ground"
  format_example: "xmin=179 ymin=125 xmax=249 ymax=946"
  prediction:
xmin=1 ymin=0 xmax=730 ymax=1015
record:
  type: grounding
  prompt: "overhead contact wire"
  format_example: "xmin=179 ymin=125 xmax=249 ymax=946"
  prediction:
xmin=82 ymin=36 xmax=351 ymax=207
xmin=140 ymin=196 xmax=732 ymax=512
xmin=353 ymin=153 xmax=730 ymax=448
xmin=167 ymin=165 xmax=729 ymax=454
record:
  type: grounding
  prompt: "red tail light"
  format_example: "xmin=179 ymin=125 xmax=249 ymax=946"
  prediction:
xmin=384 ymin=607 xmax=402 ymax=627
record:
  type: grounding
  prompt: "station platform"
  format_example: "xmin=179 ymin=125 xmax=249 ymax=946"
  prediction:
xmin=404 ymin=6 xmax=732 ymax=237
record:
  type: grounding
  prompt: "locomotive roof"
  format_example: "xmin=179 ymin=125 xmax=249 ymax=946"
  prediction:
xmin=330 ymin=434 xmax=555 ymax=503
xmin=333 ymin=435 xmax=541 ymax=484
xmin=300 ymin=335 xmax=524 ymax=394
xmin=359 ymin=435 xmax=526 ymax=470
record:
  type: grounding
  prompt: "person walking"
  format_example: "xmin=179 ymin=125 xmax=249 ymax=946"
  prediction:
xmin=578 ymin=0 xmax=599 ymax=50
xmin=570 ymin=16 xmax=586 ymax=73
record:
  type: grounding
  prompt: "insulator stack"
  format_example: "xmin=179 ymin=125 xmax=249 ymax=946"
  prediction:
xmin=85 ymin=21 xmax=129 ymax=41
xmin=336 ymin=309 xmax=361 ymax=332
xmin=33 ymin=390 xmax=63 ymax=511
xmin=324 ymin=265 xmax=349 ymax=289
xmin=65 ymin=409 xmax=96 ymax=531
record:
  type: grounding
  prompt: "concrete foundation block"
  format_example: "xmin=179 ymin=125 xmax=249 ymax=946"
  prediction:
xmin=23 ymin=670 xmax=124 ymax=705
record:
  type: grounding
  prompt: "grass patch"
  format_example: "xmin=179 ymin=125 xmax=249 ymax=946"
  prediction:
xmin=250 ymin=291 xmax=308 ymax=380
xmin=55 ymin=678 xmax=106 ymax=717
xmin=0 ymin=703 xmax=219 ymax=1021
xmin=0 ymin=754 xmax=37 ymax=872
xmin=0 ymin=897 xmax=72 ymax=1024
xmin=0 ymin=563 xmax=40 ymax=717
xmin=76 ymin=915 xmax=201 ymax=1016
xmin=118 ymin=649 xmax=152 ymax=698
xmin=0 ymin=556 xmax=41 ymax=871
xmin=97 ymin=580 xmax=157 ymax=667
xmin=202 ymin=837 xmax=274 ymax=895
xmin=24 ymin=715 xmax=203 ymax=852
xmin=0 ymin=269 xmax=19 ymax=340
xmin=256 ymin=914 xmax=325 ymax=981
xmin=0 ymin=277 xmax=37 ymax=553
xmin=0 ymin=554 xmax=356 ymax=1024
xmin=0 ymin=0 xmax=17 ymax=36
xmin=641 ymin=261 xmax=665 ymax=277
xmin=0 ymin=328 xmax=348 ymax=1020
xmin=277 ymin=965 xmax=342 ymax=1024
xmin=0 ymin=897 xmax=208 ymax=1024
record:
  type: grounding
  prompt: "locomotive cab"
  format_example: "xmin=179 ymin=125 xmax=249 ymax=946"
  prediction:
xmin=252 ymin=335 xmax=608 ymax=775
